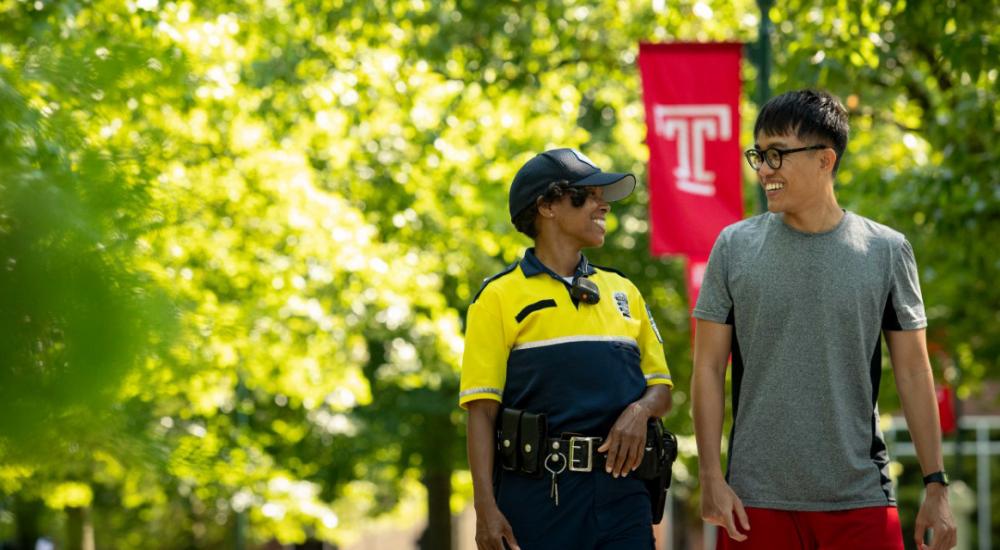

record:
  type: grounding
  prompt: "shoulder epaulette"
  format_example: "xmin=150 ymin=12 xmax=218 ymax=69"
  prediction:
xmin=471 ymin=260 xmax=520 ymax=303
xmin=591 ymin=263 xmax=630 ymax=280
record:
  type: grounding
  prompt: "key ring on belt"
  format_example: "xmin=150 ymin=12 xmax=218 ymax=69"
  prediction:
xmin=544 ymin=450 xmax=566 ymax=506
xmin=544 ymin=451 xmax=567 ymax=476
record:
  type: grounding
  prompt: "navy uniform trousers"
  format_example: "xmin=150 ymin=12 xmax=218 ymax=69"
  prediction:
xmin=496 ymin=466 xmax=653 ymax=549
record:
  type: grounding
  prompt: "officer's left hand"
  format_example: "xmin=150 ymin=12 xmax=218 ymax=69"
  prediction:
xmin=598 ymin=401 xmax=651 ymax=478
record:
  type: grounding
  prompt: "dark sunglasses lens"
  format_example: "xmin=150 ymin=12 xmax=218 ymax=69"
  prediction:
xmin=570 ymin=187 xmax=590 ymax=205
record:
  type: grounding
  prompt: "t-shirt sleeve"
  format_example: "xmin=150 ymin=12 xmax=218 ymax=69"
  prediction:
xmin=458 ymin=288 xmax=508 ymax=408
xmin=884 ymin=237 xmax=927 ymax=330
xmin=692 ymin=230 xmax=733 ymax=324
xmin=636 ymin=290 xmax=672 ymax=388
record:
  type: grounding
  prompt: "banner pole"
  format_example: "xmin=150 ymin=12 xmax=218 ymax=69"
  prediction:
xmin=755 ymin=0 xmax=773 ymax=213
xmin=235 ymin=375 xmax=248 ymax=550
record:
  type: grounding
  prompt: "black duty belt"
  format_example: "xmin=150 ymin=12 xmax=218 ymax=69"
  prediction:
xmin=496 ymin=407 xmax=677 ymax=520
xmin=544 ymin=435 xmax=662 ymax=477
xmin=545 ymin=435 xmax=606 ymax=473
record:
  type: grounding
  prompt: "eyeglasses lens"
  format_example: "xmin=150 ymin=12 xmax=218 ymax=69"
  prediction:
xmin=765 ymin=148 xmax=782 ymax=169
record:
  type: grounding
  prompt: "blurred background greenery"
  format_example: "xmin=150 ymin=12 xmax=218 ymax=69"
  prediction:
xmin=0 ymin=0 xmax=997 ymax=549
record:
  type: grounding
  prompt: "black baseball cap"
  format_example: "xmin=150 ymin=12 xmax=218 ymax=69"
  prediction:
xmin=508 ymin=148 xmax=636 ymax=221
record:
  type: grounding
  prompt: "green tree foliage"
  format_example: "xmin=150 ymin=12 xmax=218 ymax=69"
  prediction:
xmin=0 ymin=0 xmax=177 ymax=496
xmin=0 ymin=0 xmax=995 ymax=548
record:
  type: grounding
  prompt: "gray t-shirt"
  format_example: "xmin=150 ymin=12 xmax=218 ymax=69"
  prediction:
xmin=693 ymin=211 xmax=926 ymax=511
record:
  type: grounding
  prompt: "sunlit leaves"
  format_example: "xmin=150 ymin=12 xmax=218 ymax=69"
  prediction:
xmin=1 ymin=0 xmax=996 ymax=547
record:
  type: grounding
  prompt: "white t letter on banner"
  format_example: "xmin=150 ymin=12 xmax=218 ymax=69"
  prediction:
xmin=653 ymin=104 xmax=732 ymax=197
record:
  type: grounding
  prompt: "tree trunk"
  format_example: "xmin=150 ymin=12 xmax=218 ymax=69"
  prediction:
xmin=13 ymin=497 xmax=42 ymax=550
xmin=66 ymin=506 xmax=95 ymax=550
xmin=419 ymin=467 xmax=453 ymax=550
xmin=418 ymin=410 xmax=454 ymax=550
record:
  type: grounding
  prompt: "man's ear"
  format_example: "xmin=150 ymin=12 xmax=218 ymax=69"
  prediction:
xmin=819 ymin=148 xmax=838 ymax=173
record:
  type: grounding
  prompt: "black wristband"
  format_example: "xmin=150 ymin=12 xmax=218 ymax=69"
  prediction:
xmin=922 ymin=471 xmax=949 ymax=486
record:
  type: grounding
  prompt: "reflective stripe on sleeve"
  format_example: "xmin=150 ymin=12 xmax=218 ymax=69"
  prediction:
xmin=459 ymin=387 xmax=502 ymax=399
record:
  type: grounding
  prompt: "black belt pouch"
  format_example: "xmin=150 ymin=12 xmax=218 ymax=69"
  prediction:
xmin=498 ymin=408 xmax=522 ymax=472
xmin=641 ymin=419 xmax=679 ymax=523
xmin=635 ymin=420 xmax=665 ymax=479
xmin=518 ymin=411 xmax=546 ymax=477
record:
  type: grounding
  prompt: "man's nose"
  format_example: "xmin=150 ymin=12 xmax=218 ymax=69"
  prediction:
xmin=757 ymin=162 xmax=776 ymax=177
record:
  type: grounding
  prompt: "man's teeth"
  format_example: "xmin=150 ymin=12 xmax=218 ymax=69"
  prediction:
xmin=593 ymin=219 xmax=606 ymax=228
xmin=765 ymin=183 xmax=784 ymax=191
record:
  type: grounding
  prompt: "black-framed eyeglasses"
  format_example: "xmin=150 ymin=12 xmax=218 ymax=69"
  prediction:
xmin=744 ymin=145 xmax=828 ymax=170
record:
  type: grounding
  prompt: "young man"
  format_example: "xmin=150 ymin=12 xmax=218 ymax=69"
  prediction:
xmin=460 ymin=148 xmax=673 ymax=550
xmin=692 ymin=89 xmax=957 ymax=550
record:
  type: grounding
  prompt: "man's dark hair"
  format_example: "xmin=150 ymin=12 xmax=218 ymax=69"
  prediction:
xmin=754 ymin=89 xmax=849 ymax=174
xmin=512 ymin=181 xmax=590 ymax=238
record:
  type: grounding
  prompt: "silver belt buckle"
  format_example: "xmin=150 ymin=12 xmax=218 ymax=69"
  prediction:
xmin=568 ymin=436 xmax=599 ymax=472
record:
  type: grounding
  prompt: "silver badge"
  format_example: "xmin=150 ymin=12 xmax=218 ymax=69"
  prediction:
xmin=613 ymin=292 xmax=631 ymax=318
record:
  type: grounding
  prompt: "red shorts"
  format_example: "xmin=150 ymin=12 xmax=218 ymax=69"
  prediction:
xmin=716 ymin=506 xmax=904 ymax=550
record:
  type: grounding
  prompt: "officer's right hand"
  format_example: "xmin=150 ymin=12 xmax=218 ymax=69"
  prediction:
xmin=700 ymin=475 xmax=750 ymax=542
xmin=475 ymin=502 xmax=520 ymax=550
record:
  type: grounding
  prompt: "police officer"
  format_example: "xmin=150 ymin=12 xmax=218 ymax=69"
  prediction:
xmin=460 ymin=148 xmax=673 ymax=550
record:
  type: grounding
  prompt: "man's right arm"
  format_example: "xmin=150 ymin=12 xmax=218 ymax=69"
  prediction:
xmin=467 ymin=399 xmax=520 ymax=550
xmin=692 ymin=318 xmax=749 ymax=541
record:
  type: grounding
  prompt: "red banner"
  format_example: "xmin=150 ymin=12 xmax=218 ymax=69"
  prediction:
xmin=684 ymin=256 xmax=709 ymax=314
xmin=936 ymin=385 xmax=957 ymax=435
xmin=639 ymin=43 xmax=744 ymax=258
xmin=685 ymin=255 xmax=709 ymax=339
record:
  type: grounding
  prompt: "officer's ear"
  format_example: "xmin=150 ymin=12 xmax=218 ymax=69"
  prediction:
xmin=536 ymin=195 xmax=556 ymax=220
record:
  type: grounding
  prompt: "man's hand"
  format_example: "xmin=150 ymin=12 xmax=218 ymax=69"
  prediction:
xmin=598 ymin=401 xmax=651 ymax=477
xmin=474 ymin=502 xmax=520 ymax=550
xmin=914 ymin=485 xmax=957 ymax=550
xmin=700 ymin=475 xmax=749 ymax=542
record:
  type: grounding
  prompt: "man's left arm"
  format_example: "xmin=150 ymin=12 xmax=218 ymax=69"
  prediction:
xmin=886 ymin=328 xmax=957 ymax=550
